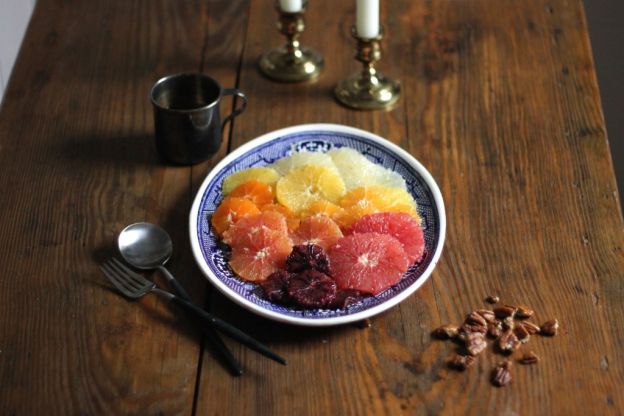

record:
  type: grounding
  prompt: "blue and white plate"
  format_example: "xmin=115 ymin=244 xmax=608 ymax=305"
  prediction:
xmin=189 ymin=124 xmax=446 ymax=326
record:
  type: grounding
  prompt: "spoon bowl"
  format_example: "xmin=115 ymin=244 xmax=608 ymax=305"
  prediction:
xmin=118 ymin=222 xmax=173 ymax=269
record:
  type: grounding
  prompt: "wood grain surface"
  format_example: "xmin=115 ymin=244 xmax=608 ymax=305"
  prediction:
xmin=0 ymin=0 xmax=622 ymax=414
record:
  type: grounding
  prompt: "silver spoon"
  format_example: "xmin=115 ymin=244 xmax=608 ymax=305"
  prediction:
xmin=117 ymin=222 xmax=244 ymax=375
xmin=118 ymin=222 xmax=190 ymax=299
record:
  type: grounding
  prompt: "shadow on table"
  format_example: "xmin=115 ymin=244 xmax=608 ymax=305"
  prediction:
xmin=56 ymin=132 xmax=159 ymax=168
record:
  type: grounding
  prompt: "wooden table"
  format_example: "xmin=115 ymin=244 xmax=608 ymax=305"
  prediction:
xmin=1 ymin=0 xmax=622 ymax=414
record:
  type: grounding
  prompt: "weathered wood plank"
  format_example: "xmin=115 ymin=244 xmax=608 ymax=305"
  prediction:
xmin=0 ymin=0 xmax=246 ymax=413
xmin=195 ymin=0 xmax=624 ymax=414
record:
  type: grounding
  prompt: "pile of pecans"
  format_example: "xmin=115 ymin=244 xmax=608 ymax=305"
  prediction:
xmin=433 ymin=296 xmax=559 ymax=387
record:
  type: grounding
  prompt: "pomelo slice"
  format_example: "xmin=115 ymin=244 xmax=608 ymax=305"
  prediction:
xmin=228 ymin=180 xmax=274 ymax=207
xmin=328 ymin=232 xmax=409 ymax=295
xmin=291 ymin=215 xmax=343 ymax=251
xmin=349 ymin=212 xmax=425 ymax=264
xmin=222 ymin=167 xmax=280 ymax=195
xmin=224 ymin=212 xmax=292 ymax=282
xmin=327 ymin=147 xmax=378 ymax=191
xmin=211 ymin=197 xmax=260 ymax=237
xmin=271 ymin=151 xmax=337 ymax=176
xmin=276 ymin=165 xmax=346 ymax=214
xmin=328 ymin=147 xmax=407 ymax=190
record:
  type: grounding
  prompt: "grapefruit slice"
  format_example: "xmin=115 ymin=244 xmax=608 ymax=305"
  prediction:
xmin=349 ymin=212 xmax=425 ymax=264
xmin=222 ymin=167 xmax=280 ymax=195
xmin=328 ymin=232 xmax=409 ymax=295
xmin=211 ymin=197 xmax=261 ymax=237
xmin=275 ymin=165 xmax=346 ymax=214
xmin=223 ymin=211 xmax=289 ymax=247
xmin=228 ymin=180 xmax=274 ymax=207
xmin=224 ymin=212 xmax=292 ymax=282
xmin=291 ymin=215 xmax=343 ymax=251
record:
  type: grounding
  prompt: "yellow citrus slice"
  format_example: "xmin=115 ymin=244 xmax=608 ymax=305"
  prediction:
xmin=222 ymin=167 xmax=280 ymax=195
xmin=339 ymin=186 xmax=419 ymax=227
xmin=275 ymin=165 xmax=346 ymax=214
xmin=300 ymin=199 xmax=348 ymax=229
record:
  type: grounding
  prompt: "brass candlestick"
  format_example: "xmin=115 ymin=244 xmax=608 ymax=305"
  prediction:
xmin=258 ymin=1 xmax=324 ymax=82
xmin=334 ymin=27 xmax=401 ymax=110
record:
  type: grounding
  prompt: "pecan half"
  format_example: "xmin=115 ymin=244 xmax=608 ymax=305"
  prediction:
xmin=459 ymin=322 xmax=488 ymax=336
xmin=540 ymin=319 xmax=559 ymax=336
xmin=494 ymin=305 xmax=517 ymax=319
xmin=432 ymin=324 xmax=459 ymax=340
xmin=513 ymin=324 xmax=531 ymax=344
xmin=520 ymin=321 xmax=541 ymax=335
xmin=449 ymin=354 xmax=476 ymax=371
xmin=465 ymin=332 xmax=487 ymax=356
xmin=465 ymin=311 xmax=488 ymax=327
xmin=498 ymin=329 xmax=521 ymax=353
xmin=515 ymin=305 xmax=534 ymax=319
xmin=492 ymin=361 xmax=512 ymax=387
xmin=519 ymin=351 xmax=539 ymax=365
xmin=487 ymin=321 xmax=503 ymax=338
xmin=485 ymin=295 xmax=500 ymax=304
xmin=502 ymin=316 xmax=515 ymax=330
xmin=475 ymin=309 xmax=497 ymax=324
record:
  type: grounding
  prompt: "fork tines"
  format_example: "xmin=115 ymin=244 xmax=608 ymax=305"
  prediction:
xmin=100 ymin=258 xmax=153 ymax=299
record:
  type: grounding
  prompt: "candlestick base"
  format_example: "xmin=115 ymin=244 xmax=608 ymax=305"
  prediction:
xmin=259 ymin=46 xmax=324 ymax=83
xmin=335 ymin=69 xmax=400 ymax=110
xmin=335 ymin=27 xmax=400 ymax=111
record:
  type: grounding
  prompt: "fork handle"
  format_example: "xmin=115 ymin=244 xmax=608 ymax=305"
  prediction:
xmin=168 ymin=295 xmax=287 ymax=365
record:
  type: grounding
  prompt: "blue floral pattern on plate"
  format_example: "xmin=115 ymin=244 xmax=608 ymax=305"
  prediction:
xmin=195 ymin=130 xmax=441 ymax=320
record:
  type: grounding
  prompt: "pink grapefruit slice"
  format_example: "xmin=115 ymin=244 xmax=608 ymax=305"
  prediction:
xmin=223 ymin=212 xmax=292 ymax=282
xmin=328 ymin=232 xmax=409 ymax=295
xmin=348 ymin=212 xmax=425 ymax=264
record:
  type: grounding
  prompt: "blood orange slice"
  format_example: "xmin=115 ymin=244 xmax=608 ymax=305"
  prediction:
xmin=328 ymin=232 xmax=409 ymax=295
xmin=211 ymin=197 xmax=261 ymax=237
xmin=349 ymin=212 xmax=425 ymax=264
xmin=224 ymin=212 xmax=292 ymax=282
xmin=291 ymin=215 xmax=343 ymax=251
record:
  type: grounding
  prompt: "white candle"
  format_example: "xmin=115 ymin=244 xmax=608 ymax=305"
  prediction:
xmin=356 ymin=0 xmax=379 ymax=39
xmin=279 ymin=0 xmax=303 ymax=13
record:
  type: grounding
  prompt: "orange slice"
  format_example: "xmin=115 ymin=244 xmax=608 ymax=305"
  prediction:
xmin=260 ymin=203 xmax=300 ymax=232
xmin=291 ymin=215 xmax=343 ymax=251
xmin=275 ymin=165 xmax=346 ymax=214
xmin=211 ymin=197 xmax=260 ymax=237
xmin=339 ymin=186 xmax=419 ymax=227
xmin=228 ymin=180 xmax=275 ymax=207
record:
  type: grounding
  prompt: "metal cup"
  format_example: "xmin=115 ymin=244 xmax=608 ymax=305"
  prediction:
xmin=150 ymin=73 xmax=247 ymax=165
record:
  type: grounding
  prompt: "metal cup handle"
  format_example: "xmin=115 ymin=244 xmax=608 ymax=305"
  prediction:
xmin=221 ymin=88 xmax=247 ymax=131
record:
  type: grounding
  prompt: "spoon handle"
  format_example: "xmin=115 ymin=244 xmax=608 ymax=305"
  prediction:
xmin=157 ymin=265 xmax=192 ymax=300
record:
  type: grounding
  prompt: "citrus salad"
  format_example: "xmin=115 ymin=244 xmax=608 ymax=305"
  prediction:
xmin=211 ymin=147 xmax=425 ymax=310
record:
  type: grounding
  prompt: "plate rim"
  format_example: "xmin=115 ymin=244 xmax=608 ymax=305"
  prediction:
xmin=189 ymin=123 xmax=446 ymax=326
